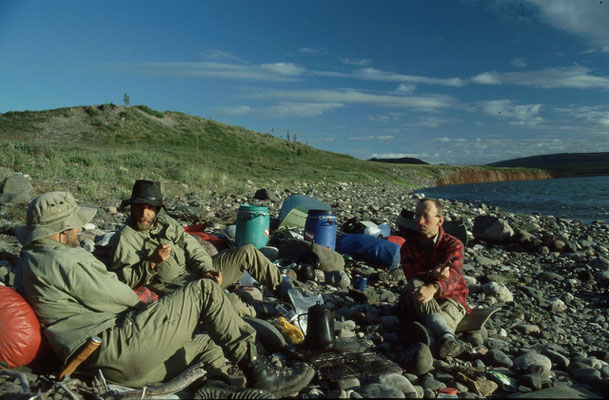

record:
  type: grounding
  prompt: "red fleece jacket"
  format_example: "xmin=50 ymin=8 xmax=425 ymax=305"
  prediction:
xmin=401 ymin=226 xmax=470 ymax=313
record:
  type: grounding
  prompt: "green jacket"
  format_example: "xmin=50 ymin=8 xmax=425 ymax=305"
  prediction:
xmin=14 ymin=238 xmax=139 ymax=363
xmin=109 ymin=213 xmax=214 ymax=294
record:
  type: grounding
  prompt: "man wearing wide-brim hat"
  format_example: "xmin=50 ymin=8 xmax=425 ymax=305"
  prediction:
xmin=14 ymin=191 xmax=314 ymax=395
xmin=109 ymin=180 xmax=292 ymax=315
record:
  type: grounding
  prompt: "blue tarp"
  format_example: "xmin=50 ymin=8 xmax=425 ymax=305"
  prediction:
xmin=336 ymin=234 xmax=401 ymax=270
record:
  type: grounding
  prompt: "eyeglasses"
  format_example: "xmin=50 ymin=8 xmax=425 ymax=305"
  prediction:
xmin=415 ymin=213 xmax=441 ymax=221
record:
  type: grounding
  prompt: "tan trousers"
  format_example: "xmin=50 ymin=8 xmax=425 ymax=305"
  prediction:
xmin=82 ymin=279 xmax=256 ymax=387
xmin=399 ymin=278 xmax=466 ymax=333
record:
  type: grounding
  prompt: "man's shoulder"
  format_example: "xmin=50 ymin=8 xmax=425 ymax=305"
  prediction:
xmin=439 ymin=231 xmax=464 ymax=250
xmin=20 ymin=241 xmax=99 ymax=268
xmin=157 ymin=213 xmax=180 ymax=226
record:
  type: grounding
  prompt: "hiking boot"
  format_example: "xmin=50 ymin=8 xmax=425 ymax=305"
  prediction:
xmin=239 ymin=354 xmax=315 ymax=397
xmin=438 ymin=333 xmax=465 ymax=359
xmin=275 ymin=275 xmax=294 ymax=301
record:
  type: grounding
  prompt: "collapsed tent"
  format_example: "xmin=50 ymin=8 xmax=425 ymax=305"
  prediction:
xmin=277 ymin=194 xmax=332 ymax=231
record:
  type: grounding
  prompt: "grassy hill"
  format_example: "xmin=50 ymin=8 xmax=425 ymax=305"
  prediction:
xmin=0 ymin=103 xmax=545 ymax=204
xmin=488 ymin=153 xmax=609 ymax=177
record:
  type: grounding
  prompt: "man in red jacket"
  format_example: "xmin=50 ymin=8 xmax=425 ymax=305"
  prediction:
xmin=399 ymin=198 xmax=469 ymax=358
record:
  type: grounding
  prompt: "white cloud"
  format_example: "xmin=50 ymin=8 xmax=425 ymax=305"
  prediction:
xmin=262 ymin=102 xmax=344 ymax=118
xmin=368 ymin=114 xmax=393 ymax=122
xmin=103 ymin=61 xmax=306 ymax=82
xmin=525 ymin=0 xmax=609 ymax=51
xmin=370 ymin=153 xmax=425 ymax=159
xmin=260 ymin=62 xmax=306 ymax=76
xmin=503 ymin=66 xmax=609 ymax=90
xmin=553 ymin=105 xmax=609 ymax=128
xmin=352 ymin=67 xmax=465 ymax=87
xmin=299 ymin=47 xmax=327 ymax=55
xmin=339 ymin=56 xmax=372 ymax=66
xmin=404 ymin=117 xmax=457 ymax=128
xmin=248 ymin=88 xmax=461 ymax=111
xmin=216 ymin=105 xmax=253 ymax=115
xmin=510 ymin=58 xmax=528 ymax=68
xmin=350 ymin=135 xmax=394 ymax=141
xmin=471 ymin=72 xmax=502 ymax=85
xmin=198 ymin=49 xmax=246 ymax=63
xmin=479 ymin=99 xmax=543 ymax=126
xmin=396 ymin=83 xmax=416 ymax=93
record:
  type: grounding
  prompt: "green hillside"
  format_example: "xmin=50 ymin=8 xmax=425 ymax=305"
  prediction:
xmin=0 ymin=104 xmax=546 ymax=205
xmin=488 ymin=153 xmax=609 ymax=177
xmin=0 ymin=104 xmax=445 ymax=202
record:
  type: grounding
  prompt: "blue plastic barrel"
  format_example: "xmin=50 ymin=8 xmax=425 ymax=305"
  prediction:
xmin=235 ymin=205 xmax=270 ymax=248
xmin=304 ymin=209 xmax=337 ymax=250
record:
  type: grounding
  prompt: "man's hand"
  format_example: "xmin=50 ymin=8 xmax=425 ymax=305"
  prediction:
xmin=203 ymin=270 xmax=223 ymax=286
xmin=429 ymin=265 xmax=450 ymax=281
xmin=412 ymin=284 xmax=437 ymax=304
xmin=149 ymin=243 xmax=171 ymax=267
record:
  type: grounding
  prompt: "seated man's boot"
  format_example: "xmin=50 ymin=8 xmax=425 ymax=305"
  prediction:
xmin=438 ymin=333 xmax=465 ymax=359
xmin=238 ymin=345 xmax=315 ymax=397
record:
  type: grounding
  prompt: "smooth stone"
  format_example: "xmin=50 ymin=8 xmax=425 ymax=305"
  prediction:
xmin=399 ymin=343 xmax=434 ymax=376
xmin=506 ymin=384 xmax=605 ymax=399
xmin=482 ymin=281 xmax=513 ymax=302
xmin=515 ymin=324 xmax=540 ymax=334
xmin=476 ymin=379 xmax=499 ymax=397
xmin=485 ymin=349 xmax=513 ymax=368
xmin=377 ymin=373 xmax=417 ymax=396
xmin=541 ymin=349 xmax=570 ymax=369
xmin=513 ymin=352 xmax=552 ymax=376
xmin=571 ymin=368 xmax=602 ymax=386
xmin=420 ymin=373 xmax=445 ymax=391
xmin=519 ymin=374 xmax=552 ymax=390
xmin=358 ymin=383 xmax=405 ymax=399
xmin=336 ymin=377 xmax=360 ymax=390
xmin=326 ymin=270 xmax=351 ymax=289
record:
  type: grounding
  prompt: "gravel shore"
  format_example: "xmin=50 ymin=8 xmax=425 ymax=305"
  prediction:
xmin=1 ymin=180 xmax=608 ymax=399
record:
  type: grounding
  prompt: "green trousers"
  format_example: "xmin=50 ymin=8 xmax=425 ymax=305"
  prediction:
xmin=82 ymin=278 xmax=256 ymax=387
xmin=213 ymin=244 xmax=283 ymax=317
xmin=213 ymin=244 xmax=282 ymax=290
xmin=399 ymin=278 xmax=466 ymax=333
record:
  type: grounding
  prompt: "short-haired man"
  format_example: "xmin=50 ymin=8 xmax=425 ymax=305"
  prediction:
xmin=399 ymin=198 xmax=470 ymax=358
xmin=108 ymin=180 xmax=291 ymax=315
xmin=14 ymin=191 xmax=313 ymax=395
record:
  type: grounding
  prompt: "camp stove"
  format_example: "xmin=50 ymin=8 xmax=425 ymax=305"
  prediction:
xmin=303 ymin=337 xmax=402 ymax=381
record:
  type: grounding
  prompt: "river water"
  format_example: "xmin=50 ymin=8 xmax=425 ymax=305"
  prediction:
xmin=414 ymin=175 xmax=609 ymax=224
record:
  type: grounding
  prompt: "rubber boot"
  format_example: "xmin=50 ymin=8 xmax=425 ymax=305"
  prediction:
xmin=238 ymin=343 xmax=315 ymax=397
xmin=424 ymin=313 xmax=464 ymax=359
xmin=275 ymin=275 xmax=294 ymax=301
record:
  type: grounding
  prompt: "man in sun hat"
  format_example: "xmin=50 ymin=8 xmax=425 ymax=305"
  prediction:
xmin=108 ymin=180 xmax=293 ymax=314
xmin=398 ymin=197 xmax=470 ymax=359
xmin=14 ymin=191 xmax=314 ymax=395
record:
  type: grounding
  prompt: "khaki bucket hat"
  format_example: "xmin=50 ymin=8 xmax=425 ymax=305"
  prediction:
xmin=16 ymin=191 xmax=96 ymax=246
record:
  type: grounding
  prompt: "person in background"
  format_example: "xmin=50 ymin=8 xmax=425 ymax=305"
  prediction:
xmin=14 ymin=191 xmax=314 ymax=396
xmin=399 ymin=197 xmax=470 ymax=358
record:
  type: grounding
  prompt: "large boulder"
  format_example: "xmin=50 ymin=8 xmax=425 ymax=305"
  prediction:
xmin=0 ymin=173 xmax=34 ymax=205
xmin=472 ymin=215 xmax=514 ymax=244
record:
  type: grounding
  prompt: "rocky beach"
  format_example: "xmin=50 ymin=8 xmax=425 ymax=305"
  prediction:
xmin=1 ymin=177 xmax=608 ymax=399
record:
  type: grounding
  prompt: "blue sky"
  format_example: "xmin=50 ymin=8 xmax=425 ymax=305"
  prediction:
xmin=1 ymin=0 xmax=608 ymax=165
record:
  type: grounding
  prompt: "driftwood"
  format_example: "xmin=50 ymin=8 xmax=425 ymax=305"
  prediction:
xmin=94 ymin=362 xmax=207 ymax=399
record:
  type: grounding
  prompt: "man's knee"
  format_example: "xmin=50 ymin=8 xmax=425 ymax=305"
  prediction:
xmin=405 ymin=278 xmax=425 ymax=294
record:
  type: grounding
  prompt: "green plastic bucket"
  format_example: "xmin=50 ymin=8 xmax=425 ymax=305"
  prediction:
xmin=235 ymin=205 xmax=270 ymax=248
